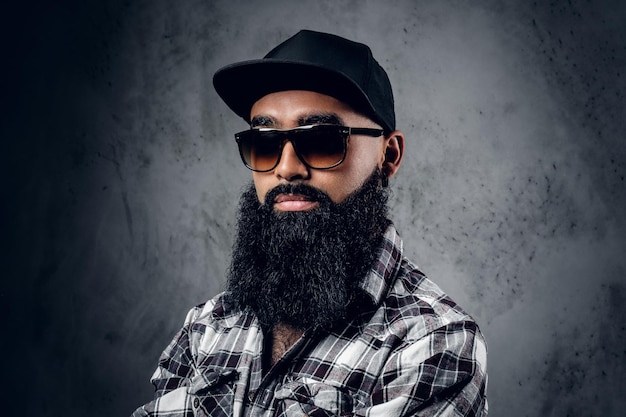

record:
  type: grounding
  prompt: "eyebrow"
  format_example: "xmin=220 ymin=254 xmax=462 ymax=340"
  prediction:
xmin=250 ymin=115 xmax=276 ymax=128
xmin=249 ymin=112 xmax=346 ymax=129
xmin=298 ymin=113 xmax=345 ymax=126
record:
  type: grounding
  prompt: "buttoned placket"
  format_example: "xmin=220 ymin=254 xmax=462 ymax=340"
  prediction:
xmin=244 ymin=327 xmax=321 ymax=416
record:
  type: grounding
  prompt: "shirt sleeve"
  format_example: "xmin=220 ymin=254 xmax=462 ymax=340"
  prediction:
xmin=150 ymin=324 xmax=196 ymax=397
xmin=365 ymin=320 xmax=488 ymax=417
xmin=130 ymin=308 xmax=202 ymax=416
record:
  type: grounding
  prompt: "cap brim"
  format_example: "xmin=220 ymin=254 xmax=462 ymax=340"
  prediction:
xmin=213 ymin=59 xmax=379 ymax=125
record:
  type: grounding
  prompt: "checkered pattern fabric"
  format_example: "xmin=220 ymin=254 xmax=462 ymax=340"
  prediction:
xmin=132 ymin=225 xmax=487 ymax=416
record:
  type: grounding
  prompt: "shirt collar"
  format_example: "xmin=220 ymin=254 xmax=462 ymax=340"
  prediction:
xmin=357 ymin=223 xmax=403 ymax=306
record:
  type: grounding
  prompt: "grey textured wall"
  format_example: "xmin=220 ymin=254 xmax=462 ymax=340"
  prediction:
xmin=2 ymin=1 xmax=625 ymax=416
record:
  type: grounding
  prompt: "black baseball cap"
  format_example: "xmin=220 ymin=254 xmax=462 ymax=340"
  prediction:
xmin=213 ymin=30 xmax=395 ymax=133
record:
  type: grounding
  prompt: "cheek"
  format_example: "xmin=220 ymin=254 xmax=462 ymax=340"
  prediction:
xmin=337 ymin=146 xmax=382 ymax=186
xmin=328 ymin=182 xmax=358 ymax=203
xmin=321 ymin=168 xmax=372 ymax=203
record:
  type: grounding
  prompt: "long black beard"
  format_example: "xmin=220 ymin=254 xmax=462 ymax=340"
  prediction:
xmin=226 ymin=169 xmax=391 ymax=333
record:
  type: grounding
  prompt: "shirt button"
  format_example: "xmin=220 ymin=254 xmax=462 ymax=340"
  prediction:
xmin=193 ymin=398 xmax=200 ymax=408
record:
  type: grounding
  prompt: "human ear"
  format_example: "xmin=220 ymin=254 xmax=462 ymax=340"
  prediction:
xmin=381 ymin=130 xmax=404 ymax=181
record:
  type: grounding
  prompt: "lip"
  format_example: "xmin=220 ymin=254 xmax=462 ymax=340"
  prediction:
xmin=273 ymin=193 xmax=319 ymax=211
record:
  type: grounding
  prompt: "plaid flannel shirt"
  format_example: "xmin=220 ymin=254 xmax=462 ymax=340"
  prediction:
xmin=132 ymin=225 xmax=487 ymax=416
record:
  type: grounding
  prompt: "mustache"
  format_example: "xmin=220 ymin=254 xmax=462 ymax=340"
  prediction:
xmin=263 ymin=183 xmax=333 ymax=207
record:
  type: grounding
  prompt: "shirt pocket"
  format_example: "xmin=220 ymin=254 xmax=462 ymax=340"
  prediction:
xmin=188 ymin=369 xmax=238 ymax=417
xmin=274 ymin=378 xmax=354 ymax=417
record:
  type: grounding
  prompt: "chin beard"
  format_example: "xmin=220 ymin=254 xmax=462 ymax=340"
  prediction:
xmin=226 ymin=169 xmax=390 ymax=333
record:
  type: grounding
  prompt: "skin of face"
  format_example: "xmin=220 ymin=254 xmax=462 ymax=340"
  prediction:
xmin=249 ymin=90 xmax=404 ymax=211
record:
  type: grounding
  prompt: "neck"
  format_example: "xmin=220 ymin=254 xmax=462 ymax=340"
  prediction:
xmin=265 ymin=322 xmax=304 ymax=370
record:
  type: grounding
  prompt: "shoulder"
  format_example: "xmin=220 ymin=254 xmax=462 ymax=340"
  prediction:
xmin=376 ymin=255 xmax=482 ymax=343
xmin=181 ymin=291 xmax=245 ymax=330
xmin=376 ymin=257 xmax=487 ymax=405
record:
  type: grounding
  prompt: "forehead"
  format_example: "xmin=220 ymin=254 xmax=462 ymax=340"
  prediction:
xmin=249 ymin=90 xmax=372 ymax=127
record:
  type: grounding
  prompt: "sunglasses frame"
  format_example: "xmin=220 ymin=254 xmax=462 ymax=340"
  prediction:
xmin=234 ymin=124 xmax=385 ymax=172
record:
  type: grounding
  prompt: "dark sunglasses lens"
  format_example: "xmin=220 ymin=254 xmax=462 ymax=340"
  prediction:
xmin=293 ymin=127 xmax=346 ymax=168
xmin=238 ymin=131 xmax=282 ymax=171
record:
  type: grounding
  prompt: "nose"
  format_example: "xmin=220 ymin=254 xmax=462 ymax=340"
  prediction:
xmin=274 ymin=140 xmax=309 ymax=181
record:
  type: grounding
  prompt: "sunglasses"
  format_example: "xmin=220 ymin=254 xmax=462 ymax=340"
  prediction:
xmin=234 ymin=124 xmax=385 ymax=172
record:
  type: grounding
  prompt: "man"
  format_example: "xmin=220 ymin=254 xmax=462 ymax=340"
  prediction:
xmin=132 ymin=30 xmax=487 ymax=416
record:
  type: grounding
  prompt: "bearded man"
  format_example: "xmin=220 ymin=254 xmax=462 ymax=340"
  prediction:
xmin=132 ymin=30 xmax=487 ymax=417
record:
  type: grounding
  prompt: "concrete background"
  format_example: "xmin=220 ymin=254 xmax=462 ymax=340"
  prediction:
xmin=2 ymin=0 xmax=624 ymax=416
